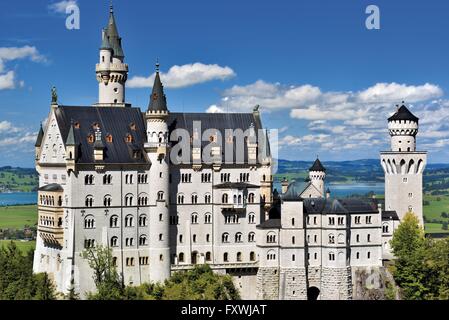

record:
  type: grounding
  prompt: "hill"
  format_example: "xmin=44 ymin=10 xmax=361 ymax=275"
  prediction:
xmin=0 ymin=167 xmax=38 ymax=193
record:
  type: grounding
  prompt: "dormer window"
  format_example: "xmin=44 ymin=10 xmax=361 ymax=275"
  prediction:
xmin=74 ymin=122 xmax=81 ymax=129
xmin=130 ymin=122 xmax=136 ymax=131
xmin=133 ymin=150 xmax=140 ymax=159
xmin=125 ymin=134 xmax=133 ymax=143
xmin=106 ymin=134 xmax=113 ymax=143
xmin=92 ymin=122 xmax=100 ymax=130
xmin=209 ymin=135 xmax=215 ymax=142
xmin=87 ymin=134 xmax=95 ymax=144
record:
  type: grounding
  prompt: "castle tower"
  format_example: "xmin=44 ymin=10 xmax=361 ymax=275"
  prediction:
xmin=309 ymin=158 xmax=326 ymax=197
xmin=95 ymin=5 xmax=128 ymax=106
xmin=144 ymin=63 xmax=171 ymax=282
xmin=380 ymin=103 xmax=427 ymax=226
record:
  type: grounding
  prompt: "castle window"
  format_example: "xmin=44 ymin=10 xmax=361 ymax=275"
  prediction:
xmin=110 ymin=215 xmax=119 ymax=228
xmin=292 ymin=218 xmax=295 ymax=226
xmin=403 ymin=177 xmax=408 ymax=183
xmin=84 ymin=215 xmax=95 ymax=229
xmin=103 ymin=174 xmax=112 ymax=185
xmin=110 ymin=236 xmax=118 ymax=247
xmin=292 ymin=254 xmax=296 ymax=262
xmin=248 ymin=212 xmax=256 ymax=224
xmin=235 ymin=232 xmax=243 ymax=243
xmin=85 ymin=175 xmax=94 ymax=185
xmin=84 ymin=239 xmax=95 ymax=249
xmin=87 ymin=134 xmax=95 ymax=144
xmin=408 ymin=192 xmax=413 ymax=198
xmin=328 ymin=234 xmax=335 ymax=244
xmin=126 ymin=257 xmax=135 ymax=266
xmin=74 ymin=122 xmax=80 ymax=129
xmin=314 ymin=235 xmax=317 ymax=243
xmin=157 ymin=191 xmax=164 ymax=201
xmin=206 ymin=234 xmax=210 ymax=242
xmin=192 ymin=234 xmax=197 ymax=243
xmin=177 ymin=194 xmax=185 ymax=204
xmin=104 ymin=195 xmax=112 ymax=207
xmin=179 ymin=235 xmax=183 ymax=243
xmin=125 ymin=194 xmax=134 ymax=206
xmin=356 ymin=252 xmax=360 ymax=259
xmin=314 ymin=253 xmax=317 ymax=259
xmin=206 ymin=252 xmax=211 ymax=262
xmin=204 ymin=193 xmax=212 ymax=204
xmin=139 ymin=257 xmax=149 ymax=265
xmin=328 ymin=217 xmax=335 ymax=225
xmin=85 ymin=195 xmax=94 ymax=207
xmin=178 ymin=252 xmax=185 ymax=263
xmin=125 ymin=134 xmax=133 ymax=143
xmin=222 ymin=233 xmax=229 ymax=243
xmin=366 ymin=216 xmax=372 ymax=224
xmin=382 ymin=224 xmax=389 ymax=233
xmin=160 ymin=255 xmax=164 ymax=261
xmin=139 ymin=235 xmax=148 ymax=246
xmin=139 ymin=214 xmax=147 ymax=227
xmin=355 ymin=216 xmax=361 ymax=224
xmin=267 ymin=251 xmax=276 ymax=260
xmin=367 ymin=234 xmax=371 ymax=242
xmin=356 ymin=234 xmax=360 ymax=242
xmin=159 ymin=234 xmax=163 ymax=241
xmin=314 ymin=217 xmax=317 ymax=224
xmin=112 ymin=257 xmax=117 ymax=266
xmin=307 ymin=216 xmax=310 ymax=225
xmin=236 ymin=252 xmax=242 ymax=262
xmin=205 ymin=213 xmax=212 ymax=224
xmin=125 ymin=238 xmax=134 ymax=247
xmin=248 ymin=232 xmax=255 ymax=242
xmin=223 ymin=252 xmax=229 ymax=262
xmin=329 ymin=253 xmax=335 ymax=261
xmin=191 ymin=213 xmax=198 ymax=224
xmin=191 ymin=194 xmax=198 ymax=204
xmin=106 ymin=134 xmax=113 ymax=143
xmin=267 ymin=232 xmax=276 ymax=243
xmin=292 ymin=236 xmax=295 ymax=244
xmin=338 ymin=217 xmax=344 ymax=225
xmin=125 ymin=215 xmax=134 ymax=227
xmin=367 ymin=252 xmax=371 ymax=259
xmin=250 ymin=252 xmax=256 ymax=261
xmin=222 ymin=193 xmax=228 ymax=204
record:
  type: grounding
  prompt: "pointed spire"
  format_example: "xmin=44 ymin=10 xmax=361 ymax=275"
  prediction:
xmin=66 ymin=123 xmax=76 ymax=146
xmin=148 ymin=63 xmax=168 ymax=112
xmin=35 ymin=123 xmax=44 ymax=147
xmin=100 ymin=29 xmax=112 ymax=50
xmin=104 ymin=2 xmax=124 ymax=58
xmin=309 ymin=158 xmax=326 ymax=172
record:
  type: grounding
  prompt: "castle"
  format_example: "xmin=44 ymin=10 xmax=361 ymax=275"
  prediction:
xmin=33 ymin=6 xmax=426 ymax=300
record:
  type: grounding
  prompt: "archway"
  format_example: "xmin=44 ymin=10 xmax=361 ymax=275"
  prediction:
xmin=307 ymin=287 xmax=320 ymax=300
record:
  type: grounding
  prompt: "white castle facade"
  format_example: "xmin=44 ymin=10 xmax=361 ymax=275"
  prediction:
xmin=33 ymin=7 xmax=426 ymax=300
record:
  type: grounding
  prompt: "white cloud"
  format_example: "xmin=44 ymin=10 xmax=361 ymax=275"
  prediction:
xmin=0 ymin=121 xmax=38 ymax=158
xmin=128 ymin=63 xmax=236 ymax=89
xmin=206 ymin=105 xmax=225 ymax=113
xmin=0 ymin=71 xmax=15 ymax=90
xmin=48 ymin=0 xmax=77 ymax=14
xmin=0 ymin=46 xmax=46 ymax=90
xmin=358 ymin=82 xmax=443 ymax=103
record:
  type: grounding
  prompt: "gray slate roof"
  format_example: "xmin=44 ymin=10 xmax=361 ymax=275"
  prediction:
xmin=309 ymin=158 xmax=326 ymax=172
xmin=388 ymin=105 xmax=419 ymax=123
xmin=382 ymin=210 xmax=399 ymax=220
xmin=214 ymin=182 xmax=259 ymax=189
xmin=302 ymin=198 xmax=378 ymax=215
xmin=35 ymin=124 xmax=44 ymax=147
xmin=148 ymin=72 xmax=168 ymax=112
xmin=39 ymin=183 xmax=63 ymax=192
xmin=257 ymin=219 xmax=281 ymax=229
xmin=281 ymin=180 xmax=311 ymax=201
xmin=54 ymin=106 xmax=147 ymax=164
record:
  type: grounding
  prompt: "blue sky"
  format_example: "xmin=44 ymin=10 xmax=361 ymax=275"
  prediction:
xmin=1 ymin=0 xmax=449 ymax=167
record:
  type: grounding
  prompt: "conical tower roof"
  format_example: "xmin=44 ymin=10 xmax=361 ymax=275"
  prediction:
xmin=309 ymin=158 xmax=326 ymax=172
xmin=104 ymin=5 xmax=124 ymax=58
xmin=388 ymin=104 xmax=419 ymax=123
xmin=148 ymin=65 xmax=168 ymax=112
xmin=66 ymin=124 xmax=77 ymax=146
xmin=35 ymin=124 xmax=44 ymax=147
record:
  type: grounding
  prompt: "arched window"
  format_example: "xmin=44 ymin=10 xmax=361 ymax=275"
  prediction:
xmin=139 ymin=214 xmax=147 ymax=227
xmin=125 ymin=194 xmax=133 ymax=207
xmin=329 ymin=234 xmax=335 ymax=244
xmin=222 ymin=233 xmax=229 ymax=243
xmin=157 ymin=191 xmax=164 ymax=201
xmin=178 ymin=252 xmax=185 ymax=263
xmin=248 ymin=212 xmax=256 ymax=224
xmin=236 ymin=252 xmax=242 ymax=262
xmin=250 ymin=251 xmax=256 ymax=261
xmin=104 ymin=195 xmax=112 ymax=207
xmin=222 ymin=193 xmax=228 ymax=204
xmin=206 ymin=252 xmax=211 ymax=262
xmin=139 ymin=235 xmax=148 ymax=246
xmin=235 ymin=232 xmax=242 ymax=243
xmin=248 ymin=193 xmax=255 ymax=203
xmin=204 ymin=213 xmax=212 ymax=224
xmin=84 ymin=215 xmax=95 ymax=229
xmin=110 ymin=236 xmax=118 ymax=247
xmin=223 ymin=252 xmax=229 ymax=262
xmin=191 ymin=194 xmax=198 ymax=204
xmin=191 ymin=213 xmax=198 ymax=224
xmin=110 ymin=215 xmax=119 ymax=228
xmin=177 ymin=193 xmax=185 ymax=204
xmin=125 ymin=214 xmax=134 ymax=227
xmin=329 ymin=252 xmax=335 ymax=261
xmin=248 ymin=232 xmax=255 ymax=242
xmin=85 ymin=195 xmax=94 ymax=207
xmin=267 ymin=232 xmax=276 ymax=243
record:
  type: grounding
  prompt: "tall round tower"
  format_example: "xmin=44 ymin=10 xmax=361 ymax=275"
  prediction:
xmin=144 ymin=63 xmax=171 ymax=282
xmin=309 ymin=158 xmax=326 ymax=197
xmin=381 ymin=103 xmax=427 ymax=225
xmin=95 ymin=5 xmax=128 ymax=106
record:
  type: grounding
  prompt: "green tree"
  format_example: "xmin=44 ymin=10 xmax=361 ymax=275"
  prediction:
xmin=81 ymin=245 xmax=124 ymax=300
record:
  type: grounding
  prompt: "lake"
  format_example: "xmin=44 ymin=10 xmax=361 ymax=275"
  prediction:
xmin=273 ymin=182 xmax=384 ymax=198
xmin=0 ymin=192 xmax=37 ymax=206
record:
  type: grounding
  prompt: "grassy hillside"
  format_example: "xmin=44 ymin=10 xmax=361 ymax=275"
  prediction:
xmin=0 ymin=240 xmax=35 ymax=254
xmin=0 ymin=205 xmax=37 ymax=229
xmin=0 ymin=167 xmax=38 ymax=193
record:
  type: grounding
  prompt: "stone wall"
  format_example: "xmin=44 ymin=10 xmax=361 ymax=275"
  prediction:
xmin=279 ymin=268 xmax=307 ymax=300
xmin=320 ymin=267 xmax=352 ymax=300
xmin=256 ymin=267 xmax=279 ymax=300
